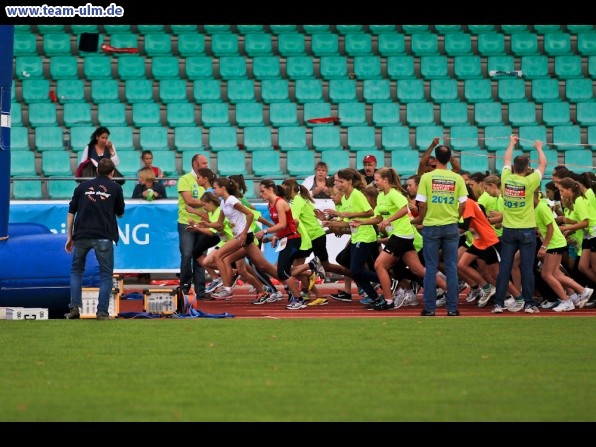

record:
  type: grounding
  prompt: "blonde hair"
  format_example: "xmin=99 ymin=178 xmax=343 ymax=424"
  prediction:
xmin=138 ymin=167 xmax=156 ymax=183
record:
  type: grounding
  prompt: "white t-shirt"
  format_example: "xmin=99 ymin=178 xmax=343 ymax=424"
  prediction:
xmin=221 ymin=195 xmax=247 ymax=237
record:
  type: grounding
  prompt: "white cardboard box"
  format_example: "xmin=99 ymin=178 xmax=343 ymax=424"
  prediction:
xmin=81 ymin=288 xmax=120 ymax=318
xmin=2 ymin=307 xmax=49 ymax=320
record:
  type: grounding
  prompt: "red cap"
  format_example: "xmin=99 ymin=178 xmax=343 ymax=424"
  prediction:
xmin=363 ymin=155 xmax=377 ymax=164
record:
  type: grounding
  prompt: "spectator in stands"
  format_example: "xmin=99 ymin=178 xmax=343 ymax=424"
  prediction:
xmin=358 ymin=154 xmax=378 ymax=185
xmin=302 ymin=161 xmax=333 ymax=199
xmin=79 ymin=126 xmax=122 ymax=184
xmin=132 ymin=167 xmax=167 ymax=200
xmin=141 ymin=150 xmax=164 ymax=180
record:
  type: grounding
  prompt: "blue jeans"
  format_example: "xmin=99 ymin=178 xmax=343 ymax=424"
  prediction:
xmin=350 ymin=241 xmax=380 ymax=300
xmin=70 ymin=238 xmax=114 ymax=316
xmin=178 ymin=223 xmax=205 ymax=295
xmin=494 ymin=227 xmax=536 ymax=306
xmin=422 ymin=223 xmax=460 ymax=313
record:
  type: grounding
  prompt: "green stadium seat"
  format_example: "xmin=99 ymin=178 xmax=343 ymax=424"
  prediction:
xmin=200 ymin=103 xmax=230 ymax=127
xmin=554 ymin=55 xmax=583 ymax=80
xmin=132 ymin=102 xmax=161 ymax=127
xmin=217 ymin=150 xmax=248 ymax=177
xmin=48 ymin=180 xmax=79 ymax=199
xmin=449 ymin=125 xmax=480 ymax=151
xmin=137 ymin=25 xmax=165 ymax=34
xmin=151 ymin=151 xmax=177 ymax=175
xmin=10 ymin=102 xmax=23 ymax=126
xmin=252 ymin=151 xmax=282 ymax=176
xmin=167 ymin=102 xmax=196 ymax=127
xmin=109 ymin=33 xmax=139 ymax=56
xmin=321 ymin=150 xmax=350 ymax=173
xmin=430 ymin=79 xmax=459 ymax=103
xmin=347 ymin=126 xmax=376 ymax=151
xmin=12 ymin=180 xmax=43 ymax=200
xmin=311 ymin=33 xmax=339 ymax=56
xmin=363 ymin=79 xmax=391 ymax=103
xmin=243 ymin=126 xmax=273 ymax=152
xmin=336 ymin=25 xmax=365 ymax=34
xmin=277 ymin=33 xmax=306 ymax=57
xmin=487 ymin=55 xmax=515 ymax=74
xmin=464 ymin=79 xmax=494 ymax=103
xmin=521 ymin=55 xmax=549 ymax=79
xmin=453 ymin=56 xmax=482 ymax=80
xmin=468 ymin=25 xmax=497 ymax=34
xmin=576 ymin=102 xmax=596 ymax=126
xmin=368 ymin=25 xmax=396 ymax=34
xmin=139 ymin=126 xmax=169 ymax=151
xmin=410 ymin=34 xmax=439 ymax=56
xmin=211 ymin=33 xmax=239 ymax=57
xmin=402 ymin=25 xmax=431 ymax=34
xmin=531 ymin=78 xmax=561 ymax=103
xmin=320 ymin=56 xmax=348 ymax=80
xmin=269 ymin=25 xmax=298 ymax=34
xmin=261 ymin=79 xmax=290 ymax=104
xmin=83 ymin=56 xmax=113 ymax=80
xmin=28 ymin=103 xmax=57 ymax=127
xmin=386 ymin=55 xmax=415 ymax=79
xmin=415 ymin=125 xmax=444 ymax=151
xmin=344 ymin=33 xmax=373 ymax=56
xmin=420 ymin=56 xmax=449 ymax=79
xmin=193 ymin=79 xmax=222 ymax=103
xmin=497 ymin=78 xmax=527 ymax=103
xmin=177 ymin=33 xmax=205 ymax=57
xmin=494 ymin=149 xmax=523 ymax=172
xmin=377 ymin=33 xmax=406 ymax=57
xmin=15 ymin=56 xmax=44 ymax=79
xmin=109 ymin=127 xmax=134 ymax=152
xmin=243 ymin=179 xmax=256 ymax=199
xmin=22 ymin=79 xmax=50 ymax=103
xmin=235 ymin=102 xmax=264 ymax=127
xmin=151 ymin=56 xmax=180 ymax=79
xmin=10 ymin=151 xmax=37 ymax=177
xmin=185 ymin=56 xmax=214 ymax=80
xmin=406 ymin=102 xmax=435 ymax=127
xmin=287 ymin=151 xmax=315 ymax=177
xmin=175 ymin=127 xmax=204 ymax=152
xmin=91 ymin=79 xmax=119 ymax=103
xmin=397 ymin=79 xmax=425 ymax=103
xmin=474 ymin=102 xmax=503 ymax=127
xmin=501 ymin=25 xmax=530 ymax=34
xmin=518 ymin=125 xmax=547 ymax=151
xmin=484 ymin=125 xmax=513 ymax=152
xmin=313 ymin=126 xmax=342 ymax=151
xmin=286 ymin=56 xmax=315 ymax=80
xmin=269 ymin=102 xmax=299 ymax=127
xmin=218 ymin=56 xmax=247 ymax=80
xmin=353 ymin=56 xmax=382 ymax=80
xmin=244 ymin=33 xmax=273 ymax=57
xmin=460 ymin=151 xmax=490 ymax=174
xmin=372 ymin=102 xmax=400 ymax=127
xmin=544 ymin=33 xmax=572 ymax=56
xmin=14 ymin=25 xmax=32 ymax=34
xmin=115 ymin=151 xmax=143 ymax=176
xmin=338 ymin=101 xmax=367 ymax=126
xmin=49 ymin=56 xmax=78 ymax=80
xmin=477 ymin=33 xmax=505 ymax=56
xmin=71 ymin=25 xmax=99 ymax=35
xmin=440 ymin=102 xmax=469 ymax=127
xmin=303 ymin=25 xmax=333 ymax=34
xmin=13 ymin=33 xmax=38 ymax=56
xmin=295 ymin=79 xmax=324 ymax=103
xmin=43 ymin=33 xmax=71 ymax=56
xmin=565 ymin=150 xmax=594 ymax=172
xmin=42 ymin=151 xmax=72 ymax=176
xmin=444 ymin=33 xmax=473 ymax=56
xmin=391 ymin=150 xmax=421 ymax=178
xmin=529 ymin=149 xmax=560 ymax=170
xmin=355 ymin=150 xmax=384 ymax=170
xmin=542 ymin=101 xmax=572 ymax=127
xmin=381 ymin=126 xmax=411 ymax=151
xmin=435 ymin=25 xmax=463 ymax=34
xmin=236 ymin=25 xmax=265 ymax=34
xmin=227 ymin=79 xmax=256 ymax=103
xmin=577 ymin=33 xmax=596 ymax=56
xmin=104 ymin=25 xmax=132 ymax=34
xmin=117 ymin=56 xmax=146 ymax=79
xmin=203 ymin=25 xmax=232 ymax=34
xmin=125 ymin=79 xmax=153 ymax=103
xmin=511 ymin=33 xmax=539 ymax=56
xmin=56 ymin=79 xmax=85 ymax=103
xmin=63 ymin=103 xmax=92 ymax=127
xmin=252 ymin=56 xmax=281 ymax=80
xmin=552 ymin=125 xmax=581 ymax=151
xmin=533 ymin=25 xmax=562 ymax=34
xmin=69 ymin=126 xmax=96 ymax=152
xmin=144 ymin=33 xmax=173 ymax=57
xmin=329 ymin=79 xmax=357 ymax=103
xmin=566 ymin=25 xmax=594 ymax=34
xmin=304 ymin=102 xmax=333 ymax=127
xmin=508 ymin=102 xmax=537 ymax=127
xmin=278 ymin=126 xmax=307 ymax=151
xmin=209 ymin=126 xmax=237 ymax=152
xmin=565 ymin=78 xmax=594 ymax=103
xmin=158 ymin=79 xmax=188 ymax=103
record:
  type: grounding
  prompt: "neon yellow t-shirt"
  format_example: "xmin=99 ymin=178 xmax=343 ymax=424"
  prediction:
xmin=534 ymin=200 xmax=567 ymax=249
xmin=177 ymin=172 xmax=205 ymax=225
xmin=375 ymin=188 xmax=414 ymax=238
xmin=342 ymin=189 xmax=377 ymax=243
xmin=417 ymin=169 xmax=467 ymax=226
xmin=572 ymin=195 xmax=596 ymax=239
xmin=500 ymin=168 xmax=541 ymax=228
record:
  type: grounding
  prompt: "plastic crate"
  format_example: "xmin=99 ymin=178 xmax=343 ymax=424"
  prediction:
xmin=81 ymin=288 xmax=120 ymax=318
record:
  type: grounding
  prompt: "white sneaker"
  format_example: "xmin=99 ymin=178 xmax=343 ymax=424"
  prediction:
xmin=577 ymin=287 xmax=594 ymax=308
xmin=504 ymin=296 xmax=515 ymax=309
xmin=393 ymin=287 xmax=405 ymax=300
xmin=403 ymin=290 xmax=419 ymax=306
xmin=211 ymin=286 xmax=233 ymax=300
xmin=477 ymin=285 xmax=496 ymax=308
xmin=205 ymin=278 xmax=223 ymax=294
xmin=553 ymin=300 xmax=575 ymax=312
xmin=569 ymin=292 xmax=580 ymax=305
xmin=508 ymin=299 xmax=525 ymax=312
xmin=266 ymin=291 xmax=283 ymax=303
xmin=465 ymin=287 xmax=482 ymax=303
xmin=436 ymin=294 xmax=446 ymax=307
xmin=248 ymin=285 xmax=256 ymax=293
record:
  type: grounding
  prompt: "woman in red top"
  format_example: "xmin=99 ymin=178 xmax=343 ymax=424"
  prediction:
xmin=255 ymin=179 xmax=305 ymax=310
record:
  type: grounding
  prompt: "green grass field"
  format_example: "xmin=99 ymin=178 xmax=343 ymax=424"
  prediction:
xmin=1 ymin=317 xmax=594 ymax=422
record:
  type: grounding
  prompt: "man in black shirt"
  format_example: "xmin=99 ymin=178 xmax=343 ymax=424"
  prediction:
xmin=358 ymin=154 xmax=378 ymax=185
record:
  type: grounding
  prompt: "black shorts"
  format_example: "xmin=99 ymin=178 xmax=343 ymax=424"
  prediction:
xmin=311 ymin=234 xmax=329 ymax=263
xmin=383 ymin=235 xmax=415 ymax=257
xmin=545 ymin=245 xmax=568 ymax=255
xmin=296 ymin=248 xmax=313 ymax=259
xmin=241 ymin=232 xmax=255 ymax=247
xmin=582 ymin=237 xmax=596 ymax=251
xmin=466 ymin=242 xmax=501 ymax=265
xmin=458 ymin=234 xmax=470 ymax=248
xmin=192 ymin=232 xmax=220 ymax=259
